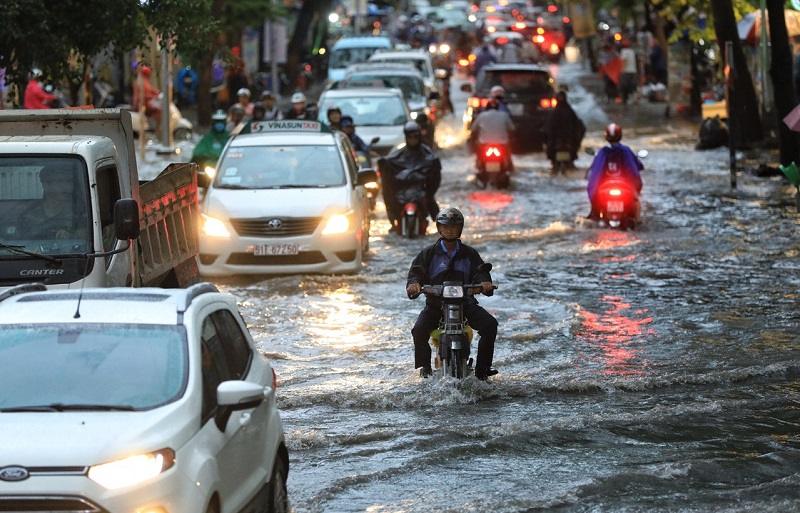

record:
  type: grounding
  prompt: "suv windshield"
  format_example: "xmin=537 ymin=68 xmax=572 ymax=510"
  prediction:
xmin=371 ymin=58 xmax=431 ymax=79
xmin=344 ymin=74 xmax=425 ymax=100
xmin=0 ymin=156 xmax=91 ymax=256
xmin=478 ymin=70 xmax=553 ymax=96
xmin=318 ymin=96 xmax=408 ymax=126
xmin=216 ymin=145 xmax=346 ymax=189
xmin=331 ymin=47 xmax=386 ymax=68
xmin=0 ymin=324 xmax=187 ymax=411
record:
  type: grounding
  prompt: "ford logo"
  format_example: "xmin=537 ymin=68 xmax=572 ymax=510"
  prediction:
xmin=0 ymin=465 xmax=30 ymax=482
xmin=267 ymin=219 xmax=283 ymax=230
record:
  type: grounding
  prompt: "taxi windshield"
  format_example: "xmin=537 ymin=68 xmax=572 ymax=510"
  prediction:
xmin=216 ymin=145 xmax=346 ymax=189
xmin=0 ymin=156 xmax=92 ymax=256
xmin=0 ymin=324 xmax=187 ymax=411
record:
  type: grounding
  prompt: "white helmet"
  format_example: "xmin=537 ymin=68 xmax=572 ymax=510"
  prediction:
xmin=490 ymin=85 xmax=505 ymax=99
xmin=291 ymin=92 xmax=307 ymax=104
xmin=31 ymin=68 xmax=43 ymax=79
xmin=236 ymin=87 xmax=251 ymax=98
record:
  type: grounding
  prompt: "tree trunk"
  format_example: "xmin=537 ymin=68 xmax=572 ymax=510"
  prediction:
xmin=286 ymin=0 xmax=320 ymax=90
xmin=766 ymin=0 xmax=800 ymax=165
xmin=196 ymin=0 xmax=226 ymax=128
xmin=710 ymin=0 xmax=763 ymax=146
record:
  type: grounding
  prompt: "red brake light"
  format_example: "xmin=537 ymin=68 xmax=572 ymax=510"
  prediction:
xmin=563 ymin=16 xmax=571 ymax=24
xmin=484 ymin=146 xmax=503 ymax=158
xmin=497 ymin=37 xmax=509 ymax=45
xmin=539 ymin=98 xmax=557 ymax=109
xmin=609 ymin=189 xmax=622 ymax=197
xmin=547 ymin=4 xmax=558 ymax=13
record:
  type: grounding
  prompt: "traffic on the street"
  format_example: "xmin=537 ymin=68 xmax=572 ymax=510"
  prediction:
xmin=2 ymin=1 xmax=800 ymax=513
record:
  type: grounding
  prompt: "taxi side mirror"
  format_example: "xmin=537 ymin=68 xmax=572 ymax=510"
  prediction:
xmin=113 ymin=199 xmax=140 ymax=240
xmin=357 ymin=169 xmax=378 ymax=186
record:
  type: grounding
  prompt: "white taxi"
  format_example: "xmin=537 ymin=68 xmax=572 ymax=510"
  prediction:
xmin=198 ymin=120 xmax=376 ymax=276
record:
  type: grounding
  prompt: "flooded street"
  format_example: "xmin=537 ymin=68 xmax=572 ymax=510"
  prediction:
xmin=189 ymin=65 xmax=800 ymax=512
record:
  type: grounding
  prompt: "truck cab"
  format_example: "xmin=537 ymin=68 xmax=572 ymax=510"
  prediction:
xmin=0 ymin=109 xmax=199 ymax=290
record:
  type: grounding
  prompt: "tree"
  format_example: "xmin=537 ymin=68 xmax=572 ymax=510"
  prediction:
xmin=710 ymin=0 xmax=763 ymax=146
xmin=766 ymin=0 xmax=800 ymax=165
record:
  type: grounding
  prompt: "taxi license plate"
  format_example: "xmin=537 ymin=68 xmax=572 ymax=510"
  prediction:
xmin=486 ymin=162 xmax=502 ymax=173
xmin=508 ymin=103 xmax=524 ymax=116
xmin=607 ymin=200 xmax=625 ymax=213
xmin=253 ymin=244 xmax=299 ymax=256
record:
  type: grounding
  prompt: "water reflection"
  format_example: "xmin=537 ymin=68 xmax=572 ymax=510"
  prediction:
xmin=582 ymin=230 xmax=640 ymax=253
xmin=577 ymin=295 xmax=654 ymax=377
xmin=304 ymin=287 xmax=373 ymax=352
xmin=468 ymin=190 xmax=514 ymax=211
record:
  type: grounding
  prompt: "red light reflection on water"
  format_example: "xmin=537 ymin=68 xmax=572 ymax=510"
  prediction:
xmin=578 ymin=295 xmax=654 ymax=376
xmin=583 ymin=230 xmax=639 ymax=254
xmin=468 ymin=191 xmax=514 ymax=211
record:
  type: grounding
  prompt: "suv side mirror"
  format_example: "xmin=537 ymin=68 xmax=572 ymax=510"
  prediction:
xmin=215 ymin=380 xmax=267 ymax=431
xmin=460 ymin=83 xmax=473 ymax=93
xmin=357 ymin=168 xmax=378 ymax=186
xmin=113 ymin=199 xmax=140 ymax=240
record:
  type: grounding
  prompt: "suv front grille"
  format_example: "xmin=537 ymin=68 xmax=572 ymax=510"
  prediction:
xmin=229 ymin=217 xmax=321 ymax=237
xmin=0 ymin=496 xmax=103 ymax=513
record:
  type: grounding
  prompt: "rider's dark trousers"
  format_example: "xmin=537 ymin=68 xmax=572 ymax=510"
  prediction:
xmin=412 ymin=303 xmax=498 ymax=371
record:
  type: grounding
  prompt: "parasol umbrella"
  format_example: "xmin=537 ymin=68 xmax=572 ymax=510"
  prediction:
xmin=783 ymin=103 xmax=800 ymax=132
xmin=737 ymin=10 xmax=800 ymax=45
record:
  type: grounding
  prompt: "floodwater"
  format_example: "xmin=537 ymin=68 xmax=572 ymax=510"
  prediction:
xmin=180 ymin=64 xmax=800 ymax=512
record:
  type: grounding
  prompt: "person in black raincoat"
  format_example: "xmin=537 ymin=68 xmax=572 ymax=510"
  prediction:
xmin=544 ymin=90 xmax=586 ymax=168
xmin=379 ymin=121 xmax=442 ymax=232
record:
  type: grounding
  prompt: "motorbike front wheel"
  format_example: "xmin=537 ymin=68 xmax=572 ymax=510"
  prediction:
xmin=447 ymin=349 xmax=467 ymax=379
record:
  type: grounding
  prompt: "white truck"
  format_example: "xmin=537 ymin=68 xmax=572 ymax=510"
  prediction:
xmin=0 ymin=109 xmax=199 ymax=290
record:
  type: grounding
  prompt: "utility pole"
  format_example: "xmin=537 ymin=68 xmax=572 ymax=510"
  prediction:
xmin=758 ymin=0 xmax=771 ymax=117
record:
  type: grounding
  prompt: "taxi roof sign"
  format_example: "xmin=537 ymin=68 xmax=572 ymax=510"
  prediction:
xmin=249 ymin=120 xmax=328 ymax=133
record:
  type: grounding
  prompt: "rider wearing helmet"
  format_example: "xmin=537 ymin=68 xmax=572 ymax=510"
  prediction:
xmin=489 ymin=85 xmax=510 ymax=114
xmin=23 ymin=68 xmax=56 ymax=109
xmin=380 ymin=121 xmax=442 ymax=232
xmin=406 ymin=207 xmax=498 ymax=380
xmin=286 ymin=91 xmax=311 ymax=119
xmin=470 ymin=96 xmax=515 ymax=169
xmin=586 ymin=123 xmax=644 ymax=219
xmin=191 ymin=109 xmax=231 ymax=168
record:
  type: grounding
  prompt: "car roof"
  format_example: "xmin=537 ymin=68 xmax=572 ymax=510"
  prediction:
xmin=491 ymin=31 xmax=524 ymax=40
xmin=230 ymin=131 xmax=336 ymax=147
xmin=482 ymin=63 xmax=552 ymax=73
xmin=370 ymin=50 xmax=430 ymax=61
xmin=332 ymin=36 xmax=392 ymax=49
xmin=0 ymin=284 xmax=229 ymax=326
xmin=322 ymin=88 xmax=405 ymax=99
xmin=345 ymin=67 xmax=424 ymax=79
xmin=347 ymin=62 xmax=420 ymax=73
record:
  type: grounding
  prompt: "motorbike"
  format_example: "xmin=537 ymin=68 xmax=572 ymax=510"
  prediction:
xmin=419 ymin=281 xmax=497 ymax=379
xmin=476 ymin=143 xmax=511 ymax=189
xmin=587 ymin=148 xmax=647 ymax=229
xmin=378 ymin=158 xmax=434 ymax=238
xmin=397 ymin=189 xmax=428 ymax=238
xmin=121 ymin=94 xmax=193 ymax=141
xmin=356 ymin=137 xmax=381 ymax=211
xmin=550 ymin=137 xmax=575 ymax=175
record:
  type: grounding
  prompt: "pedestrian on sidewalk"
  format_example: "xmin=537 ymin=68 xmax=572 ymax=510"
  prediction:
xmin=619 ymin=41 xmax=639 ymax=104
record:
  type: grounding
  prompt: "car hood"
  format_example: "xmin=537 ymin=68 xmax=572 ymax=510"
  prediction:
xmin=0 ymin=403 xmax=196 ymax=466
xmin=206 ymin=186 xmax=352 ymax=219
xmin=353 ymin=125 xmax=405 ymax=150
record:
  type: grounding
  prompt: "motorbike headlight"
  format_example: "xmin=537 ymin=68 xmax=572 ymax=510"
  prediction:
xmin=439 ymin=44 xmax=451 ymax=54
xmin=203 ymin=166 xmax=217 ymax=179
xmin=410 ymin=111 xmax=419 ymax=120
xmin=364 ymin=181 xmax=379 ymax=191
xmin=442 ymin=285 xmax=464 ymax=298
xmin=322 ymin=212 xmax=352 ymax=235
xmin=88 ymin=449 xmax=175 ymax=490
xmin=201 ymin=213 xmax=231 ymax=238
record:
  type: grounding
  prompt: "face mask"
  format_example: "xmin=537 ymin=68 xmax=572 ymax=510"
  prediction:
xmin=212 ymin=122 xmax=226 ymax=132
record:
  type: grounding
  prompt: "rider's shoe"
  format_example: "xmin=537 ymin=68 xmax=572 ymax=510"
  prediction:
xmin=419 ymin=366 xmax=433 ymax=379
xmin=475 ymin=367 xmax=498 ymax=381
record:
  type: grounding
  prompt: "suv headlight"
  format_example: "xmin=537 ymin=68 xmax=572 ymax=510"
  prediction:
xmin=88 ymin=448 xmax=175 ymax=490
xmin=322 ymin=211 xmax=354 ymax=235
xmin=201 ymin=213 xmax=231 ymax=238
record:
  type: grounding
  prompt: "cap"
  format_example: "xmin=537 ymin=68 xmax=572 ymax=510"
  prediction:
xmin=291 ymin=92 xmax=307 ymax=103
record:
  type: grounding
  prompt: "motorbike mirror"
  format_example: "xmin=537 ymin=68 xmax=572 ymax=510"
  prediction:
xmin=435 ymin=68 xmax=450 ymax=79
xmin=370 ymin=136 xmax=381 ymax=145
xmin=637 ymin=149 xmax=649 ymax=159
xmin=357 ymin=168 xmax=378 ymax=186
xmin=113 ymin=199 xmax=140 ymax=240
xmin=460 ymin=83 xmax=473 ymax=93
xmin=584 ymin=147 xmax=596 ymax=156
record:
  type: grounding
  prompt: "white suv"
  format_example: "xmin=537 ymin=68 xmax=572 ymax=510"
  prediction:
xmin=0 ymin=283 xmax=288 ymax=513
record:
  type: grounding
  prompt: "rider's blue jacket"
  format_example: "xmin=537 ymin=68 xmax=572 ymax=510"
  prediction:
xmin=407 ymin=239 xmax=493 ymax=304
xmin=587 ymin=143 xmax=643 ymax=200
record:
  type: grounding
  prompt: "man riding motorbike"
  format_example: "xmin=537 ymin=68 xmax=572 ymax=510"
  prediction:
xmin=325 ymin=105 xmax=343 ymax=131
xmin=191 ymin=110 xmax=230 ymax=180
xmin=586 ymin=123 xmax=643 ymax=219
xmin=469 ymin=98 xmax=514 ymax=171
xmin=490 ymin=85 xmax=510 ymax=115
xmin=379 ymin=121 xmax=441 ymax=233
xmin=544 ymin=90 xmax=585 ymax=170
xmin=406 ymin=208 xmax=498 ymax=380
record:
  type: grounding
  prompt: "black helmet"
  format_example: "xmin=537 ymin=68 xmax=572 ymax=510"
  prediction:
xmin=327 ymin=105 xmax=342 ymax=116
xmin=435 ymin=207 xmax=464 ymax=240
xmin=403 ymin=121 xmax=421 ymax=136
xmin=340 ymin=115 xmax=355 ymax=128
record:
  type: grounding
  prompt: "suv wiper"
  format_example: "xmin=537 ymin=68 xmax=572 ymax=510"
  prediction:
xmin=217 ymin=184 xmax=252 ymax=190
xmin=0 ymin=240 xmax=62 ymax=264
xmin=1 ymin=403 xmax=136 ymax=412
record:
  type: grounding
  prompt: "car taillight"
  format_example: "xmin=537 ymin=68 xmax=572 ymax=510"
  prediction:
xmin=484 ymin=146 xmax=503 ymax=158
xmin=458 ymin=58 xmax=470 ymax=67
xmin=468 ymin=97 xmax=481 ymax=108
xmin=539 ymin=98 xmax=558 ymax=108
xmin=534 ymin=35 xmax=545 ymax=44
xmin=549 ymin=43 xmax=560 ymax=54
xmin=609 ymin=188 xmax=622 ymax=197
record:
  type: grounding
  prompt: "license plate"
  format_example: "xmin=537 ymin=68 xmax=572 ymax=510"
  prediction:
xmin=607 ymin=200 xmax=625 ymax=213
xmin=508 ymin=103 xmax=524 ymax=116
xmin=253 ymin=244 xmax=299 ymax=256
xmin=555 ymin=151 xmax=571 ymax=161
xmin=486 ymin=162 xmax=502 ymax=173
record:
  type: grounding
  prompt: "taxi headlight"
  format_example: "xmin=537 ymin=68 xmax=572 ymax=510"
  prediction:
xmin=322 ymin=212 xmax=352 ymax=235
xmin=442 ymin=285 xmax=464 ymax=298
xmin=203 ymin=166 xmax=216 ymax=179
xmin=201 ymin=213 xmax=231 ymax=238
xmin=88 ymin=449 xmax=175 ymax=490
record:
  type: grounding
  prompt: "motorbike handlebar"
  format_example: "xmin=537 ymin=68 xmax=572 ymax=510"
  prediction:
xmin=409 ymin=283 xmax=498 ymax=299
